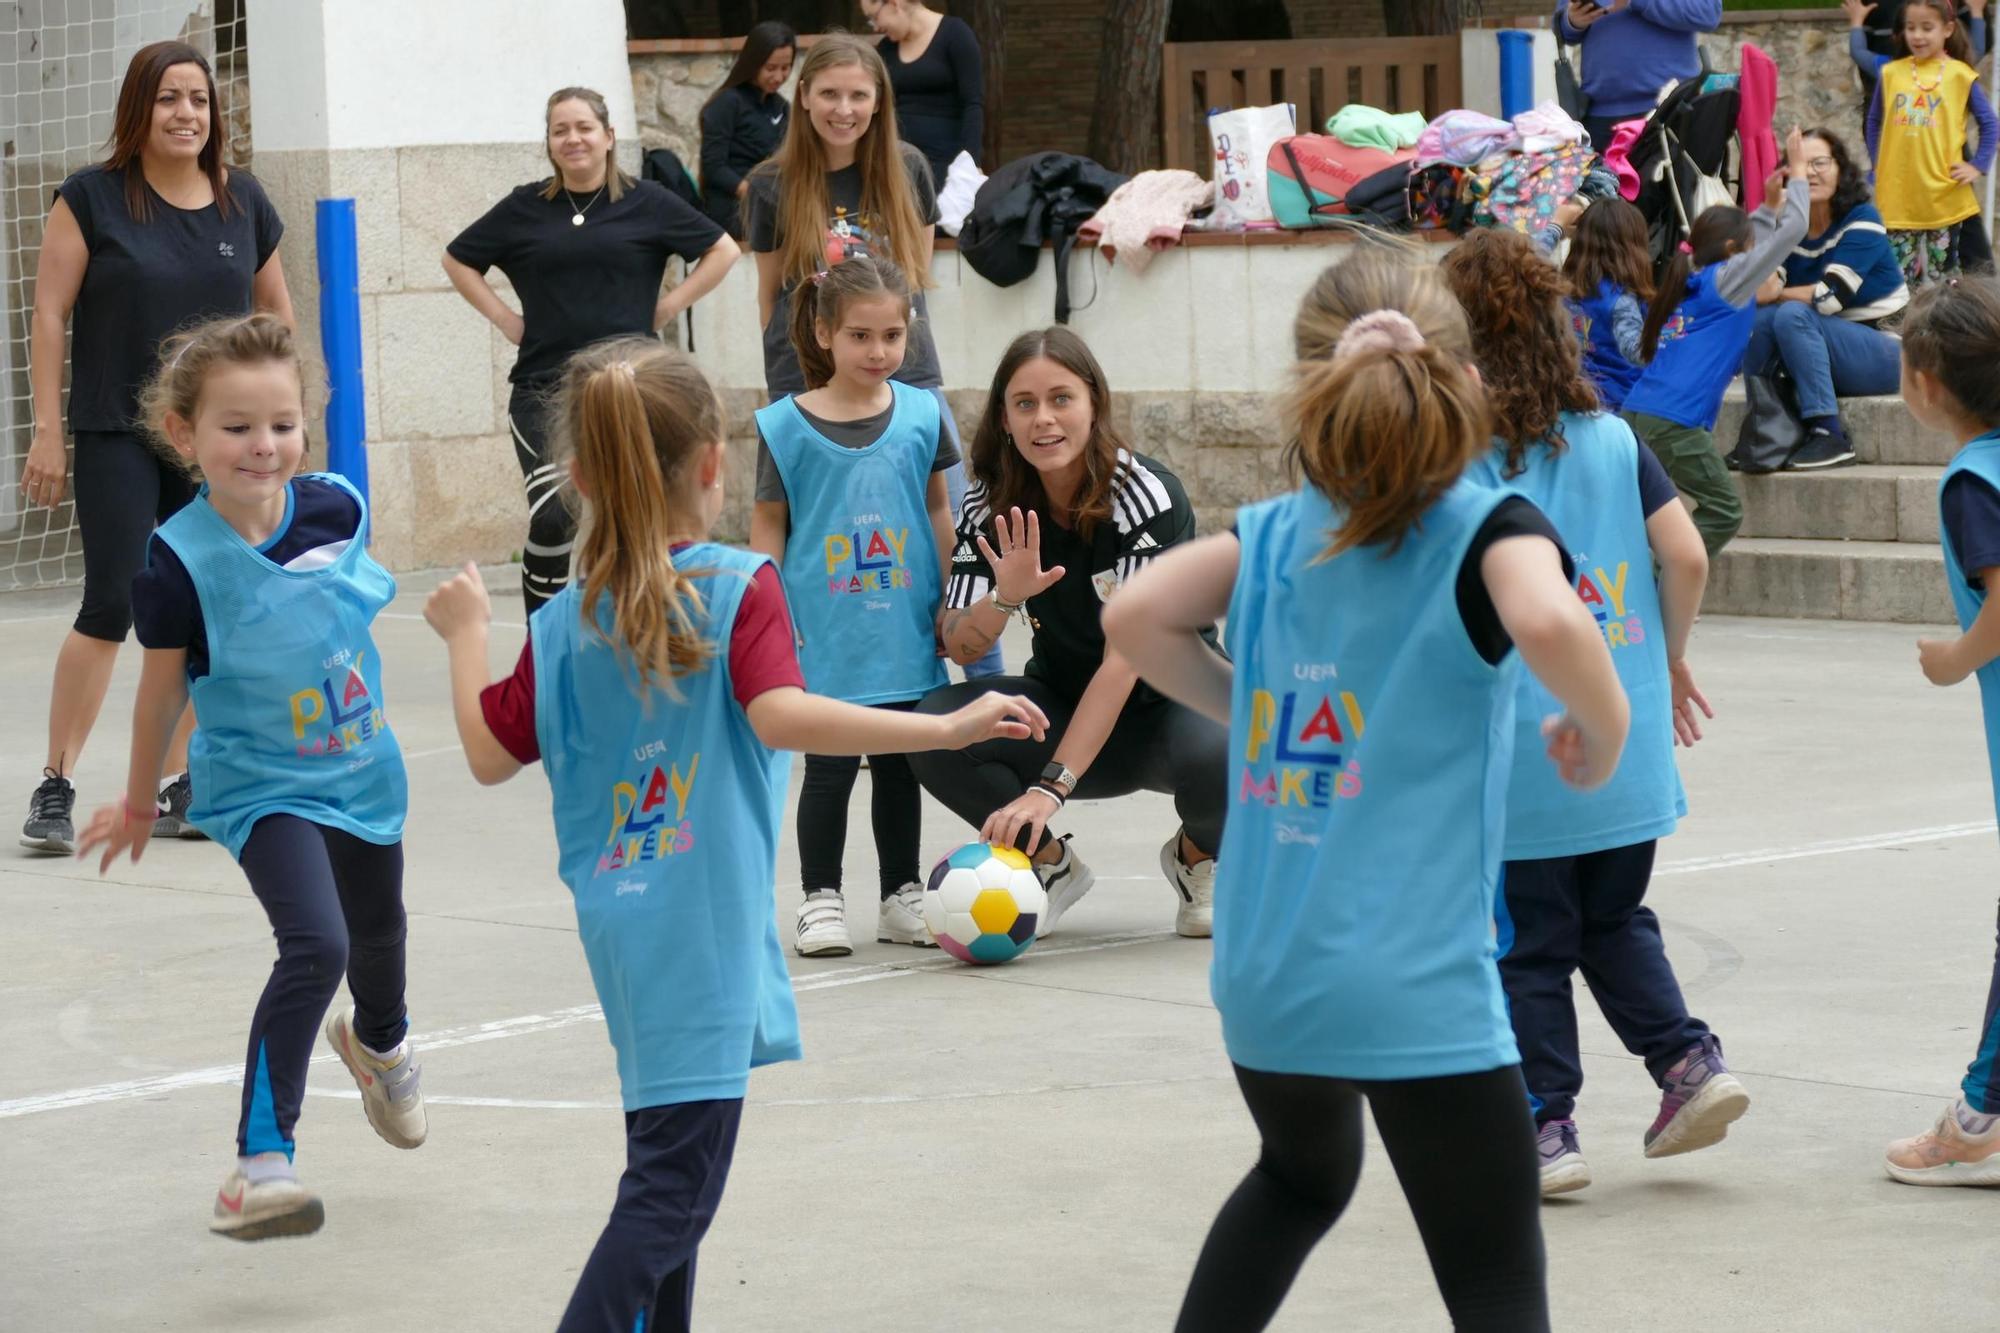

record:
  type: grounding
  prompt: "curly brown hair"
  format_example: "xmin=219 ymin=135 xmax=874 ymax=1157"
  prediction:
xmin=1439 ymin=229 xmax=1598 ymax=473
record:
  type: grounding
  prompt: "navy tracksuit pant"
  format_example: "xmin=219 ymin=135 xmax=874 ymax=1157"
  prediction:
xmin=1497 ymin=840 xmax=1709 ymax=1125
xmin=557 ymin=1099 xmax=743 ymax=1333
xmin=236 ymin=815 xmax=408 ymax=1158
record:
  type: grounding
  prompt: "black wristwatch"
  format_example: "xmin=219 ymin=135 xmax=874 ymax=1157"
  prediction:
xmin=1040 ymin=761 xmax=1078 ymax=795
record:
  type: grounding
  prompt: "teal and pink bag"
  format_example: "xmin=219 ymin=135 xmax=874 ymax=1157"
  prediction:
xmin=1267 ymin=135 xmax=1416 ymax=228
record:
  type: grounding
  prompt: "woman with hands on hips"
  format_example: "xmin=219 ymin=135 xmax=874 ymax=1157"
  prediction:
xmin=443 ymin=85 xmax=739 ymax=616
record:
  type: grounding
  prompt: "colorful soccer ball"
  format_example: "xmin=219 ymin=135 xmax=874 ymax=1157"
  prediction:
xmin=922 ymin=842 xmax=1045 ymax=964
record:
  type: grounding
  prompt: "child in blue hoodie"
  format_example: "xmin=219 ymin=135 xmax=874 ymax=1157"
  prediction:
xmin=1623 ymin=128 xmax=1811 ymax=557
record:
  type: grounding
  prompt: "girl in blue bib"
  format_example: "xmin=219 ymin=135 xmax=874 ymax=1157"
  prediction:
xmin=425 ymin=338 xmax=1045 ymax=1333
xmin=1560 ymin=197 xmax=1654 ymax=412
xmin=79 ymin=314 xmax=425 ymax=1243
xmin=749 ymin=256 xmax=955 ymax=958
xmin=1894 ymin=276 xmax=2000 ymax=1186
xmin=1104 ymin=251 xmax=1630 ymax=1333
xmin=1446 ymin=229 xmax=1750 ymax=1198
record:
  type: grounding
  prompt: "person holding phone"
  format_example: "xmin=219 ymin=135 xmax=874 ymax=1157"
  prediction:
xmin=1555 ymin=0 xmax=1723 ymax=154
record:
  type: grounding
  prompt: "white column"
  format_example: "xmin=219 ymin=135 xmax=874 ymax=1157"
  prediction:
xmin=246 ymin=0 xmax=634 ymax=570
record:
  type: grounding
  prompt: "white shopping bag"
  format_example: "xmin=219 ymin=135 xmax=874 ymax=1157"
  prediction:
xmin=937 ymin=150 xmax=986 ymax=237
xmin=1207 ymin=103 xmax=1296 ymax=229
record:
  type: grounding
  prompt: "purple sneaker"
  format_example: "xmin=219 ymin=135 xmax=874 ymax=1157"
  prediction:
xmin=1538 ymin=1119 xmax=1590 ymax=1197
xmin=1643 ymin=1035 xmax=1750 ymax=1159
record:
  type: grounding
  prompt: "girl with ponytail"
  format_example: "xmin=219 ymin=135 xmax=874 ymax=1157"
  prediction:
xmin=424 ymin=338 xmax=1045 ymax=1332
xmin=1624 ymin=128 xmax=1814 ymax=555
xmin=1103 ymin=247 xmax=1628 ymax=1333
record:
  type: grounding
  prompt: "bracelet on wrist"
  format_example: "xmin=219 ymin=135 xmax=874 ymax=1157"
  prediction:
xmin=991 ymin=591 xmax=1026 ymax=615
xmin=122 ymin=796 xmax=155 ymax=826
xmin=1029 ymin=781 xmax=1068 ymax=809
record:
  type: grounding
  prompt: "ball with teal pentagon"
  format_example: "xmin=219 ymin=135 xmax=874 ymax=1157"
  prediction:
xmin=921 ymin=841 xmax=1045 ymax=964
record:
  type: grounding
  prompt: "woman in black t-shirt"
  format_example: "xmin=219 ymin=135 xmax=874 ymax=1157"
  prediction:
xmin=21 ymin=39 xmax=293 ymax=855
xmin=698 ymin=21 xmax=795 ymax=238
xmin=443 ymin=85 xmax=740 ymax=614
xmin=910 ymin=328 xmax=1229 ymax=941
xmin=861 ymin=0 xmax=984 ymax=189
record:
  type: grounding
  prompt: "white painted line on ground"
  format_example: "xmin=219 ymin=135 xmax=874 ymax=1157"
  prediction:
xmin=306 ymin=1071 xmax=1225 ymax=1112
xmin=1655 ymin=821 xmax=1994 ymax=876
xmin=378 ymin=611 xmax=528 ymax=632
xmin=12 ymin=820 xmax=1993 ymax=1123
xmin=0 ymin=936 xmax=1173 ymax=1120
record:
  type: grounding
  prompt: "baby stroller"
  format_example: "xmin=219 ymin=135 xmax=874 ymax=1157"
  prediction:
xmin=1624 ymin=69 xmax=1742 ymax=271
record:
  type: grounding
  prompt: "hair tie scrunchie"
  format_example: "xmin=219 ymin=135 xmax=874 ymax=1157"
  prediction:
xmin=1331 ymin=309 xmax=1427 ymax=362
xmin=809 ymin=269 xmax=830 ymax=288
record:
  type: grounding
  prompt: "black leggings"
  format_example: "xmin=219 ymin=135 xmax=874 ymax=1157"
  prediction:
xmin=907 ymin=675 xmax=1228 ymax=855
xmin=235 ymin=815 xmax=407 ymax=1157
xmin=508 ymin=382 xmax=577 ymax=616
xmin=1176 ymin=1064 xmax=1548 ymax=1333
xmin=798 ymin=703 xmax=920 ymax=899
xmin=71 ymin=430 xmax=196 ymax=641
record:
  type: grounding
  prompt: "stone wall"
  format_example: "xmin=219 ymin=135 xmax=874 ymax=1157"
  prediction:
xmin=1702 ymin=15 xmax=1867 ymax=157
xmin=254 ymin=138 xmax=650 ymax=571
xmin=631 ymin=48 xmax=739 ymax=171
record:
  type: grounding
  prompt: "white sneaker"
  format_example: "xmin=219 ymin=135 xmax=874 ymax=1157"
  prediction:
xmin=324 ymin=1007 xmax=427 ymax=1149
xmin=796 ymin=889 xmax=852 ymax=957
xmin=877 ymin=883 xmax=937 ymax=947
xmin=1034 ymin=836 xmax=1096 ymax=938
xmin=209 ymin=1161 xmax=324 ymax=1241
xmin=1161 ymin=831 xmax=1214 ymax=938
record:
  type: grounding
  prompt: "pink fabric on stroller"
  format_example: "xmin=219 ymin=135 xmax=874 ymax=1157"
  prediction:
xmin=1737 ymin=44 xmax=1779 ymax=208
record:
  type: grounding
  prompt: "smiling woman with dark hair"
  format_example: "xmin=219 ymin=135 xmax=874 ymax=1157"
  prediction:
xmin=909 ymin=327 xmax=1228 ymax=942
xmin=20 ymin=38 xmax=293 ymax=855
xmin=698 ymin=21 xmax=795 ymax=236
xmin=1744 ymin=128 xmax=1909 ymax=470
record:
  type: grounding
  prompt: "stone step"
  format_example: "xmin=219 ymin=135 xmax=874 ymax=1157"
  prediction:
xmin=1706 ymin=537 xmax=1951 ymax=624
xmin=1735 ymin=464 xmax=1942 ymax=544
xmin=1713 ymin=388 xmax=1955 ymax=466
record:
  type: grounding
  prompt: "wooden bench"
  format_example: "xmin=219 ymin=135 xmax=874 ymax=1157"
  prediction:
xmin=1160 ymin=38 xmax=1462 ymax=175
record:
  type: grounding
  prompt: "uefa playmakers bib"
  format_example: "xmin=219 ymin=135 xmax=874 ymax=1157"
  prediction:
xmin=1940 ymin=432 xmax=2000 ymax=830
xmin=156 ymin=473 xmax=406 ymax=859
xmin=532 ymin=544 xmax=802 ymax=1110
xmin=1570 ymin=280 xmax=1643 ymax=410
xmin=1216 ymin=479 xmax=1523 ymax=1081
xmin=1471 ymin=413 xmax=1684 ymax=859
xmin=756 ymin=381 xmax=949 ymax=705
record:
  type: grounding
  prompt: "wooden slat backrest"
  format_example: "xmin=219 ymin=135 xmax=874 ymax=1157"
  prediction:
xmin=1158 ymin=37 xmax=1463 ymax=173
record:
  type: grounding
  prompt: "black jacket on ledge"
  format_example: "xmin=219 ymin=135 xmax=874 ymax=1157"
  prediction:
xmin=959 ymin=152 xmax=1128 ymax=324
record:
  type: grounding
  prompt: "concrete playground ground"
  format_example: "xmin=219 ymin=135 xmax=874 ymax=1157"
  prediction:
xmin=5 ymin=580 xmax=2000 ymax=1332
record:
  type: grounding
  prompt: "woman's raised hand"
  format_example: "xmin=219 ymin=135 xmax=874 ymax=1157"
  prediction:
xmin=975 ymin=507 xmax=1066 ymax=605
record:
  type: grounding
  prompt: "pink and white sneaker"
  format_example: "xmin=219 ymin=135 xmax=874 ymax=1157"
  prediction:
xmin=1885 ymin=1100 xmax=2000 ymax=1187
xmin=1643 ymin=1035 xmax=1749 ymax=1158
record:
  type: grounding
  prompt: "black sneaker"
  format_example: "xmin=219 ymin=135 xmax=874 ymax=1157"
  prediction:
xmin=1785 ymin=429 xmax=1857 ymax=471
xmin=152 ymin=771 xmax=207 ymax=840
xmin=21 ymin=768 xmax=76 ymax=854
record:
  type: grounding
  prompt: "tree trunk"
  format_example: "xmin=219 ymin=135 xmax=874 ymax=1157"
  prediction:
xmin=1384 ymin=0 xmax=1465 ymax=36
xmin=1088 ymin=0 xmax=1173 ymax=175
xmin=964 ymin=0 xmax=1005 ymax=166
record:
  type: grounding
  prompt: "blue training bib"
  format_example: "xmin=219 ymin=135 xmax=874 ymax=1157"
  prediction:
xmin=1941 ymin=432 xmax=2000 ymax=830
xmin=1217 ymin=479 xmax=1524 ymax=1080
xmin=1569 ymin=280 xmax=1643 ymax=412
xmin=755 ymin=381 xmax=949 ymax=704
xmin=532 ymin=545 xmax=802 ymax=1111
xmin=156 ymin=473 xmax=406 ymax=859
xmin=1470 ymin=413 xmax=1684 ymax=859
